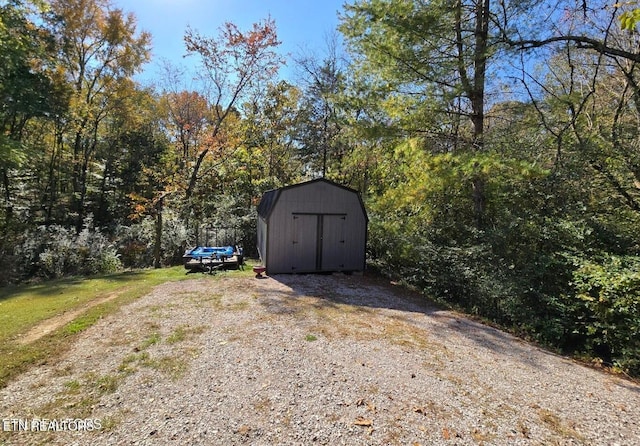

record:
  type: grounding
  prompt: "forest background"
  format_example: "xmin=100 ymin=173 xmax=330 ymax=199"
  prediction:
xmin=1 ymin=0 xmax=639 ymax=376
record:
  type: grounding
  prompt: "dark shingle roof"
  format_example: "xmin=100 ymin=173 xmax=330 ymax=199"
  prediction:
xmin=256 ymin=178 xmax=367 ymax=221
xmin=256 ymin=188 xmax=280 ymax=219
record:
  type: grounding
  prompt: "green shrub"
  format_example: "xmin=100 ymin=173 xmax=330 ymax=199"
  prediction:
xmin=14 ymin=216 xmax=122 ymax=280
xmin=115 ymin=211 xmax=192 ymax=268
xmin=366 ymin=142 xmax=640 ymax=376
xmin=568 ymin=255 xmax=640 ymax=375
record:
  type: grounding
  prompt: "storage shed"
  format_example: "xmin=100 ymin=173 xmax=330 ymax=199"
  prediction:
xmin=256 ymin=178 xmax=368 ymax=274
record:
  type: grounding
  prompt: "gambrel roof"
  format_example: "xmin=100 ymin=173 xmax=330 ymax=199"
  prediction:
xmin=257 ymin=178 xmax=367 ymax=221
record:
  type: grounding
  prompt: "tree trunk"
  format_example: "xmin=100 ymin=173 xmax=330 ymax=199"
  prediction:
xmin=470 ymin=0 xmax=490 ymax=229
xmin=185 ymin=148 xmax=209 ymax=200
xmin=471 ymin=0 xmax=490 ymax=147
xmin=472 ymin=168 xmax=485 ymax=229
xmin=154 ymin=196 xmax=164 ymax=268
xmin=2 ymin=169 xmax=12 ymax=222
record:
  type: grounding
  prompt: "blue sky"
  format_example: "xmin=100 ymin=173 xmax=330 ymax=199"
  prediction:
xmin=112 ymin=0 xmax=349 ymax=84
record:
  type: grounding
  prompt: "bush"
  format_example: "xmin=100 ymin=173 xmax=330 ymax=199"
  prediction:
xmin=568 ymin=254 xmax=640 ymax=375
xmin=0 ymin=219 xmax=31 ymax=285
xmin=115 ymin=221 xmax=155 ymax=268
xmin=14 ymin=216 xmax=121 ymax=280
xmin=115 ymin=211 xmax=193 ymax=268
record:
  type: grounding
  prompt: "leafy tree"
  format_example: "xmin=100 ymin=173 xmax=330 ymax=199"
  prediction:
xmin=340 ymin=0 xmax=494 ymax=226
xmin=242 ymin=80 xmax=304 ymax=187
xmin=568 ymin=254 xmax=640 ymax=373
xmin=0 ymin=0 xmax=71 ymax=283
xmin=0 ymin=0 xmax=68 ymax=220
xmin=295 ymin=36 xmax=350 ymax=179
xmin=92 ymin=83 xmax=169 ymax=227
xmin=182 ymin=17 xmax=284 ymax=200
xmin=47 ymin=0 xmax=150 ymax=230
xmin=338 ymin=0 xmax=640 ymax=374
xmin=162 ymin=91 xmax=211 ymax=173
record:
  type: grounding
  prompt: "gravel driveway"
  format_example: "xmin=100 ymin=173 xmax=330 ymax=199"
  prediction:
xmin=1 ymin=273 xmax=639 ymax=445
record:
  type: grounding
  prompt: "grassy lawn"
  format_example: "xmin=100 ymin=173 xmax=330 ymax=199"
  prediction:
xmin=0 ymin=264 xmax=255 ymax=389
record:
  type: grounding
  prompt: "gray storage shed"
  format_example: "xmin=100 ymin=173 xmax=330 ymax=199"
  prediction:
xmin=256 ymin=178 xmax=368 ymax=274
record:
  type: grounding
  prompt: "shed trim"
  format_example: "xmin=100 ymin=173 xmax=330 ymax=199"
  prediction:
xmin=292 ymin=212 xmax=347 ymax=217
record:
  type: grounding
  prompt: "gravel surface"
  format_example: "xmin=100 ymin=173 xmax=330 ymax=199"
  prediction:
xmin=1 ymin=273 xmax=639 ymax=445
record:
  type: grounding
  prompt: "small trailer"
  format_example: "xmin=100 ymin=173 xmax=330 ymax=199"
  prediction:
xmin=183 ymin=245 xmax=244 ymax=273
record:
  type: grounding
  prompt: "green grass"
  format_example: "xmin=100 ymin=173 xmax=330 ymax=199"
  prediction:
xmin=0 ymin=264 xmax=255 ymax=389
xmin=140 ymin=331 xmax=162 ymax=349
xmin=63 ymin=379 xmax=81 ymax=392
xmin=0 ymin=268 xmax=185 ymax=339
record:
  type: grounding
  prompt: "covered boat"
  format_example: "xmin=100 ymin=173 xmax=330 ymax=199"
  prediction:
xmin=183 ymin=245 xmax=243 ymax=273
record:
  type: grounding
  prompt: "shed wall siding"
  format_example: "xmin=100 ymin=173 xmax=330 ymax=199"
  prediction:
xmin=263 ymin=181 xmax=367 ymax=274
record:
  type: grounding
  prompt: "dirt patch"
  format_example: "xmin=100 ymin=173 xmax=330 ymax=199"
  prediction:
xmin=18 ymin=289 xmax=127 ymax=345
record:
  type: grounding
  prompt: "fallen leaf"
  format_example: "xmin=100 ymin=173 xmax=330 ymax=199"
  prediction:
xmin=236 ymin=425 xmax=251 ymax=435
xmin=442 ymin=427 xmax=451 ymax=439
xmin=413 ymin=406 xmax=427 ymax=415
xmin=356 ymin=398 xmax=376 ymax=413
xmin=354 ymin=417 xmax=373 ymax=427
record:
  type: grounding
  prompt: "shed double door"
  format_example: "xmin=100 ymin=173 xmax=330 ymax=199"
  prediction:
xmin=291 ymin=213 xmax=346 ymax=272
